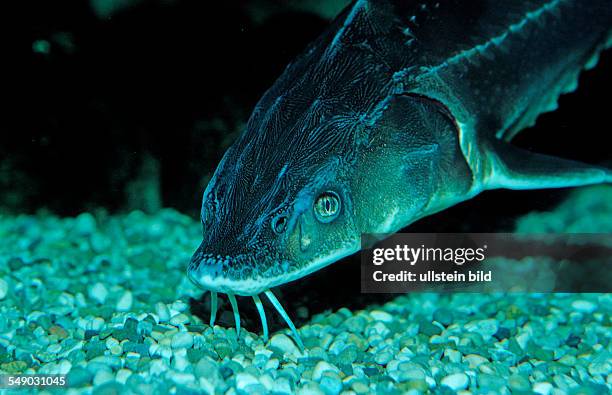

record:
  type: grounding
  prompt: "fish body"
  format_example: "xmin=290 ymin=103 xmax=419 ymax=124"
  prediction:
xmin=188 ymin=0 xmax=611 ymax=341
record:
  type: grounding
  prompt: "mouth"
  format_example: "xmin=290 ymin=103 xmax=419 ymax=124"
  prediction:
xmin=187 ymin=250 xmax=292 ymax=295
xmin=187 ymin=249 xmax=305 ymax=350
xmin=187 ymin=240 xmax=360 ymax=351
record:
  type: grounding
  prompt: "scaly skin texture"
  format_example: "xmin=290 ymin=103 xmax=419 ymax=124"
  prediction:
xmin=188 ymin=0 xmax=611 ymax=300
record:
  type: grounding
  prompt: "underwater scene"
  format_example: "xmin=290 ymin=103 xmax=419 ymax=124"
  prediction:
xmin=6 ymin=0 xmax=612 ymax=394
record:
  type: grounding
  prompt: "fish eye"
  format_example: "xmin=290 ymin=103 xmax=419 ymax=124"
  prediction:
xmin=314 ymin=191 xmax=341 ymax=223
xmin=271 ymin=215 xmax=288 ymax=234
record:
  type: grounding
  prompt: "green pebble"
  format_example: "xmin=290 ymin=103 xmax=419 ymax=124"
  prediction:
xmin=336 ymin=345 xmax=359 ymax=365
xmin=122 ymin=342 xmax=148 ymax=356
xmin=8 ymin=257 xmax=25 ymax=270
xmin=338 ymin=363 xmax=353 ymax=376
xmin=566 ymin=334 xmax=581 ymax=347
xmin=477 ymin=373 xmax=506 ymax=389
xmin=533 ymin=347 xmax=555 ymax=362
xmin=402 ymin=379 xmax=429 ymax=392
xmin=99 ymin=328 xmax=113 ymax=340
xmin=85 ymin=342 xmax=106 ymax=360
xmin=2 ymin=361 xmax=27 ymax=374
xmin=92 ymin=381 xmax=124 ymax=395
xmin=493 ymin=327 xmax=511 ymax=340
xmin=54 ymin=316 xmax=75 ymax=330
xmin=508 ymin=374 xmax=530 ymax=391
xmin=67 ymin=366 xmax=93 ymax=387
xmin=419 ymin=322 xmax=441 ymax=337
xmin=433 ymin=308 xmax=454 ymax=327
xmin=363 ymin=366 xmax=380 ymax=377
xmin=37 ymin=315 xmax=53 ymax=330
xmin=344 ymin=316 xmax=367 ymax=333
xmin=153 ymin=324 xmax=172 ymax=333
xmin=137 ymin=357 xmax=153 ymax=372
xmin=0 ymin=346 xmax=12 ymax=363
xmin=214 ymin=340 xmax=233 ymax=359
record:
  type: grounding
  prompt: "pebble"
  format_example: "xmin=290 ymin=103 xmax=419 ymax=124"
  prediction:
xmin=444 ymin=348 xmax=462 ymax=363
xmin=419 ymin=321 xmax=441 ymax=336
xmin=89 ymin=283 xmax=108 ymax=304
xmin=312 ymin=361 xmax=340 ymax=381
xmin=272 ymin=377 xmax=293 ymax=395
xmin=235 ymin=372 xmax=260 ymax=391
xmin=67 ymin=366 xmax=93 ymax=387
xmin=374 ymin=350 xmax=393 ymax=365
xmin=370 ymin=310 xmax=393 ymax=323
xmin=464 ymin=319 xmax=499 ymax=339
xmin=116 ymin=368 xmax=132 ymax=384
xmin=270 ymin=334 xmax=302 ymax=357
xmin=171 ymin=332 xmax=194 ymax=349
xmin=3 ymin=205 xmax=611 ymax=394
xmin=169 ymin=314 xmax=189 ymax=326
xmin=93 ymin=369 xmax=115 ymax=386
xmin=0 ymin=279 xmax=8 ymax=300
xmin=116 ymin=291 xmax=133 ymax=311
xmin=464 ymin=354 xmax=488 ymax=369
xmin=532 ymin=381 xmax=554 ymax=395
xmin=571 ymin=300 xmax=597 ymax=313
xmin=440 ymin=373 xmax=469 ymax=390
xmin=508 ymin=374 xmax=530 ymax=391
xmin=155 ymin=302 xmax=171 ymax=322
xmin=433 ymin=308 xmax=453 ymax=326
xmin=109 ymin=345 xmax=123 ymax=356
xmin=320 ymin=375 xmax=343 ymax=395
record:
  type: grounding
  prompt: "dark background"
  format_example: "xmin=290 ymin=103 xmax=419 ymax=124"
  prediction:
xmin=9 ymin=0 xmax=611 ymax=219
xmin=8 ymin=0 xmax=612 ymax=325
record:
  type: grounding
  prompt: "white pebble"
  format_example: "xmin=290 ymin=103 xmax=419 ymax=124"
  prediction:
xmin=272 ymin=377 xmax=293 ymax=394
xmin=171 ymin=332 xmax=194 ymax=349
xmin=270 ymin=334 xmax=302 ymax=358
xmin=199 ymin=377 xmax=216 ymax=395
xmin=441 ymin=373 xmax=469 ymax=390
xmin=110 ymin=345 xmax=123 ymax=356
xmin=116 ymin=291 xmax=133 ymax=311
xmin=155 ymin=302 xmax=170 ymax=322
xmin=370 ymin=310 xmax=393 ymax=323
xmin=464 ymin=319 xmax=498 ymax=339
xmin=464 ymin=354 xmax=489 ymax=368
xmin=533 ymin=382 xmax=553 ymax=395
xmin=89 ymin=283 xmax=108 ymax=304
xmin=116 ymin=368 xmax=132 ymax=384
xmin=91 ymin=317 xmax=105 ymax=331
xmin=93 ymin=369 xmax=114 ymax=386
xmin=171 ymin=372 xmax=196 ymax=385
xmin=444 ymin=349 xmax=462 ymax=363
xmin=172 ymin=349 xmax=190 ymax=372
xmin=169 ymin=313 xmax=189 ymax=326
xmin=160 ymin=345 xmax=173 ymax=360
xmin=58 ymin=359 xmax=72 ymax=375
xmin=235 ymin=372 xmax=260 ymax=390
xmin=571 ymin=300 xmax=597 ymax=313
xmin=171 ymin=300 xmax=189 ymax=312
xmin=312 ymin=361 xmax=340 ymax=381
xmin=0 ymin=278 xmax=9 ymax=300
xmin=149 ymin=359 xmax=166 ymax=376
xmin=105 ymin=337 xmax=119 ymax=350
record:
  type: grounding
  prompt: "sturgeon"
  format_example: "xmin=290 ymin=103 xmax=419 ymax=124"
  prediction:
xmin=188 ymin=0 xmax=612 ymax=347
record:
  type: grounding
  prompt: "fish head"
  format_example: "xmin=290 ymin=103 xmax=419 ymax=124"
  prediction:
xmin=188 ymin=102 xmax=363 ymax=296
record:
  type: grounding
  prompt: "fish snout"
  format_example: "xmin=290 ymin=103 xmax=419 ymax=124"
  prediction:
xmin=187 ymin=242 xmax=285 ymax=296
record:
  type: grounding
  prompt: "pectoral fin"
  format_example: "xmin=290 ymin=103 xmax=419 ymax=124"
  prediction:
xmin=484 ymin=140 xmax=611 ymax=190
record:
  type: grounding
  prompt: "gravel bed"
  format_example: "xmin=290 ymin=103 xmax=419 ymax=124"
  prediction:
xmin=0 ymin=186 xmax=611 ymax=394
